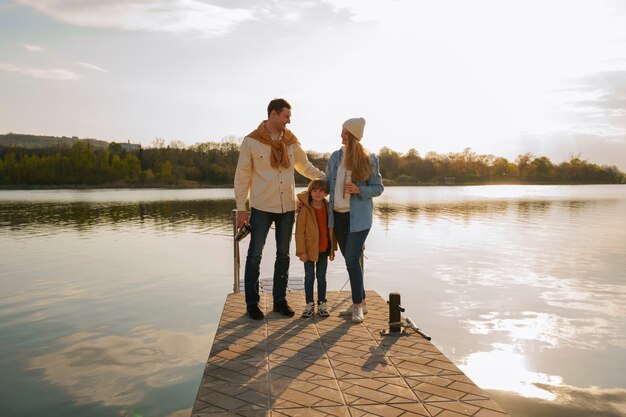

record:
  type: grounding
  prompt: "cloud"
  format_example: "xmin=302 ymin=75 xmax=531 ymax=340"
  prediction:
xmin=0 ymin=63 xmax=81 ymax=80
xmin=78 ymin=62 xmax=107 ymax=72
xmin=318 ymin=0 xmax=397 ymax=22
xmin=507 ymin=70 xmax=626 ymax=169
xmin=16 ymin=0 xmax=255 ymax=37
xmin=24 ymin=43 xmax=44 ymax=52
xmin=537 ymin=132 xmax=626 ymax=170
xmin=555 ymin=71 xmax=626 ymax=122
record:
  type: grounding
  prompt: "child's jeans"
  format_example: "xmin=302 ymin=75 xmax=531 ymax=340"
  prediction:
xmin=304 ymin=252 xmax=329 ymax=304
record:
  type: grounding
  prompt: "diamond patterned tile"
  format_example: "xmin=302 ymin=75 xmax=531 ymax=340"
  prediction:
xmin=214 ymin=326 xmax=268 ymax=344
xmin=271 ymin=406 xmax=350 ymax=416
xmin=270 ymin=377 xmax=344 ymax=409
xmin=209 ymin=340 xmax=268 ymax=362
xmin=405 ymin=375 xmax=482 ymax=402
xmin=196 ymin=381 xmax=269 ymax=412
xmin=268 ymin=341 xmax=326 ymax=361
xmin=318 ymin=326 xmax=372 ymax=340
xmin=315 ymin=322 xmax=360 ymax=336
xmin=388 ymin=356 xmax=461 ymax=378
xmin=348 ymin=402 xmax=430 ymax=417
xmin=324 ymin=341 xmax=386 ymax=358
xmin=192 ymin=291 xmax=511 ymax=417
xmin=378 ymin=335 xmax=441 ymax=357
xmin=269 ymin=355 xmax=335 ymax=380
xmin=267 ymin=325 xmax=319 ymax=343
xmin=337 ymin=377 xmax=418 ymax=405
xmin=465 ymin=399 xmax=509 ymax=414
xmin=192 ymin=410 xmax=270 ymax=417
xmin=424 ymin=400 xmax=480 ymax=416
xmin=329 ymin=354 xmax=400 ymax=379
xmin=210 ymin=338 xmax=268 ymax=357
xmin=203 ymin=357 xmax=268 ymax=384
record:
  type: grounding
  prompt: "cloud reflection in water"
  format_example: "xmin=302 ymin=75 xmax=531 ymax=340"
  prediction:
xmin=460 ymin=344 xmax=562 ymax=400
xmin=27 ymin=325 xmax=214 ymax=407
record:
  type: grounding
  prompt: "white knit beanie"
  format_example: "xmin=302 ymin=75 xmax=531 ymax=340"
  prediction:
xmin=342 ymin=117 xmax=366 ymax=140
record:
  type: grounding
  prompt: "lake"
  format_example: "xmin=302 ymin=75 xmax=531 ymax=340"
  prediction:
xmin=1 ymin=185 xmax=625 ymax=417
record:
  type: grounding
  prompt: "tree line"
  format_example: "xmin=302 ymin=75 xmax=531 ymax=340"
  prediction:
xmin=0 ymin=140 xmax=623 ymax=186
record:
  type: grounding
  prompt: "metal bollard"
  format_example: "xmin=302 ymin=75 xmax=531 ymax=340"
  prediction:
xmin=381 ymin=292 xmax=408 ymax=336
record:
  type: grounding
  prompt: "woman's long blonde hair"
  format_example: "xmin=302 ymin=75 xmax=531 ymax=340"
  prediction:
xmin=344 ymin=131 xmax=372 ymax=182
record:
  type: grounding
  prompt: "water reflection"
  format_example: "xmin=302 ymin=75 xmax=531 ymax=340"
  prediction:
xmin=0 ymin=199 xmax=235 ymax=234
xmin=374 ymin=199 xmax=606 ymax=229
xmin=28 ymin=325 xmax=215 ymax=406
xmin=1 ymin=186 xmax=625 ymax=417
xmin=1 ymin=196 xmax=610 ymax=236
xmin=460 ymin=344 xmax=563 ymax=400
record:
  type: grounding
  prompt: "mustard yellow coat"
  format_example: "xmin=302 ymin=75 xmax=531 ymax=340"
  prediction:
xmin=295 ymin=190 xmax=336 ymax=262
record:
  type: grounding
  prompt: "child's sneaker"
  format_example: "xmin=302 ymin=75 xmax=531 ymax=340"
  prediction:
xmin=301 ymin=302 xmax=315 ymax=318
xmin=339 ymin=303 xmax=368 ymax=316
xmin=318 ymin=302 xmax=330 ymax=317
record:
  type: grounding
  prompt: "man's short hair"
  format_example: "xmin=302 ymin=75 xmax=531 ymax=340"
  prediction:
xmin=267 ymin=98 xmax=291 ymax=118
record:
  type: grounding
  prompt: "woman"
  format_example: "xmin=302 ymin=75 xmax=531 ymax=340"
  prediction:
xmin=326 ymin=117 xmax=384 ymax=323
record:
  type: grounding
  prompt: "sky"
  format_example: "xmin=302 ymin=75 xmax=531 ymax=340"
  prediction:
xmin=1 ymin=0 xmax=626 ymax=169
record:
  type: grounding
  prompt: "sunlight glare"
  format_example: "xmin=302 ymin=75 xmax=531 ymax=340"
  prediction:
xmin=460 ymin=344 xmax=563 ymax=400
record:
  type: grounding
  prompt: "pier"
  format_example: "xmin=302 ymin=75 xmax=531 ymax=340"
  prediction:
xmin=192 ymin=289 xmax=511 ymax=417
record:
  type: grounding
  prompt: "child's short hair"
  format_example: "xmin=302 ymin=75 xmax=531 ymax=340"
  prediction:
xmin=308 ymin=179 xmax=329 ymax=194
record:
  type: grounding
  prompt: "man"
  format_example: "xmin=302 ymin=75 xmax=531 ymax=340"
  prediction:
xmin=234 ymin=98 xmax=324 ymax=320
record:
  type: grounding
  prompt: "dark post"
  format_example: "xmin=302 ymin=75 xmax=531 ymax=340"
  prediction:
xmin=389 ymin=292 xmax=403 ymax=333
xmin=381 ymin=292 xmax=406 ymax=336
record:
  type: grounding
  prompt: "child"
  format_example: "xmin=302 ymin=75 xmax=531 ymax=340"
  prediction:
xmin=295 ymin=179 xmax=335 ymax=317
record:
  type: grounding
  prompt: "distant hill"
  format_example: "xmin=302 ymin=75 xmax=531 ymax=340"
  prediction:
xmin=0 ymin=133 xmax=110 ymax=149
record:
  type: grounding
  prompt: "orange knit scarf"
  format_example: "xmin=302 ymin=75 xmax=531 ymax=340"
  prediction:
xmin=247 ymin=121 xmax=299 ymax=169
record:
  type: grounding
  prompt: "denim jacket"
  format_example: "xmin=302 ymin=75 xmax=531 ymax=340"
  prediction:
xmin=325 ymin=148 xmax=384 ymax=232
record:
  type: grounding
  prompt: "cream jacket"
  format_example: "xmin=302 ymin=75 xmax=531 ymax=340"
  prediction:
xmin=234 ymin=135 xmax=324 ymax=213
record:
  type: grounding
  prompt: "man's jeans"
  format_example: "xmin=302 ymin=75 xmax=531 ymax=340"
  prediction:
xmin=333 ymin=211 xmax=369 ymax=304
xmin=244 ymin=208 xmax=295 ymax=305
xmin=304 ymin=252 xmax=328 ymax=304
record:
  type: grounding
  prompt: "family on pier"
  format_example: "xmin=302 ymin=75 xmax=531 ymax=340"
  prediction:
xmin=234 ymin=98 xmax=384 ymax=323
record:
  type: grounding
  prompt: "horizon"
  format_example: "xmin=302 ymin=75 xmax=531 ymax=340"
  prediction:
xmin=3 ymin=131 xmax=625 ymax=171
xmin=1 ymin=1 xmax=625 ymax=170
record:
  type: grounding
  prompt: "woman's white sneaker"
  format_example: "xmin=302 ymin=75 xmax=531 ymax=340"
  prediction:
xmin=351 ymin=306 xmax=364 ymax=323
xmin=339 ymin=303 xmax=368 ymax=316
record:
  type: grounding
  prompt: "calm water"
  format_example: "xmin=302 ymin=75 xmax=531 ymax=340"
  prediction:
xmin=1 ymin=186 xmax=625 ymax=417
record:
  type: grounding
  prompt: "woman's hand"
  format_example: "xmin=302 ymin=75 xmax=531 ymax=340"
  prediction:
xmin=344 ymin=183 xmax=361 ymax=195
xmin=298 ymin=254 xmax=308 ymax=262
xmin=329 ymin=254 xmax=335 ymax=261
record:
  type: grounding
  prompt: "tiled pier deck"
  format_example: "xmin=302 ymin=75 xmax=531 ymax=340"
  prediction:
xmin=192 ymin=290 xmax=510 ymax=417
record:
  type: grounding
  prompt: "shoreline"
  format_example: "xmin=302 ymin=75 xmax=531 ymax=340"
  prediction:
xmin=1 ymin=181 xmax=624 ymax=190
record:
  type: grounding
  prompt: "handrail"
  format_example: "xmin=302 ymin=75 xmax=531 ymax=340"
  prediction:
xmin=232 ymin=209 xmax=241 ymax=293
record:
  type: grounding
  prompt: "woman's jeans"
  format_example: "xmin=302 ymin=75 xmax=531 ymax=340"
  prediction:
xmin=304 ymin=252 xmax=328 ymax=304
xmin=333 ymin=211 xmax=369 ymax=304
xmin=244 ymin=208 xmax=295 ymax=305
